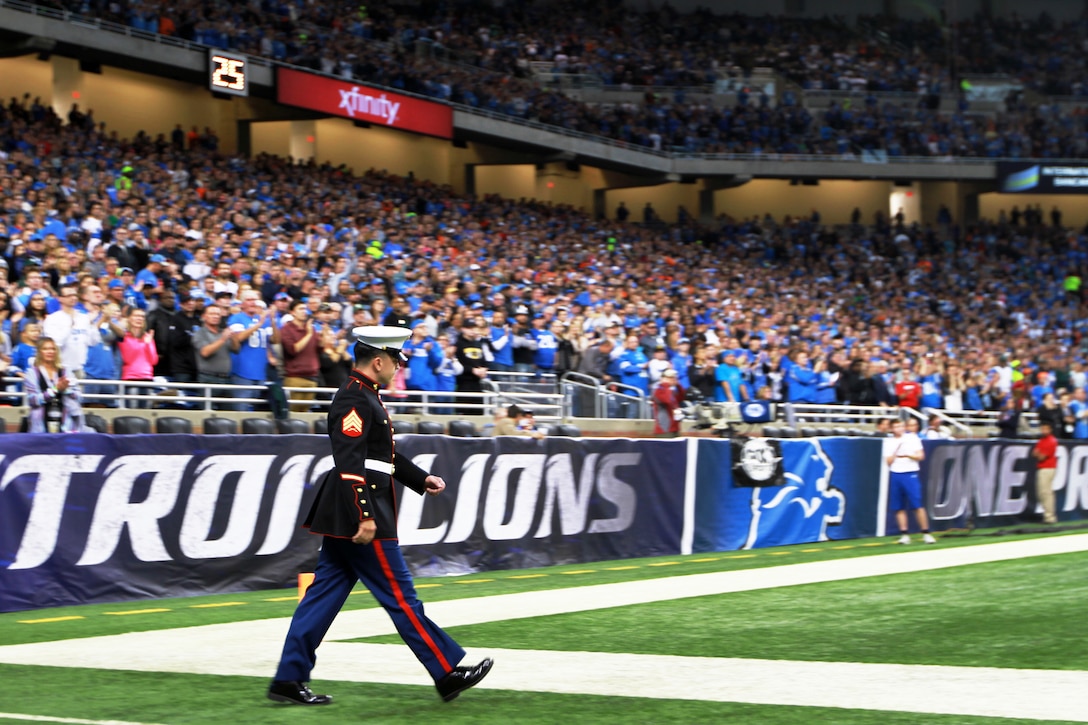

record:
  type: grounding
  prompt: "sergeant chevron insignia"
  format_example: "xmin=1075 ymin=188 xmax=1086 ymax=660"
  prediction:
xmin=342 ymin=408 xmax=363 ymax=437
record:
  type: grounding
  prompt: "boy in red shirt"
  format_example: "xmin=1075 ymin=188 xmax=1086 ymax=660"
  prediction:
xmin=895 ymin=370 xmax=922 ymax=410
xmin=1032 ymin=421 xmax=1059 ymax=524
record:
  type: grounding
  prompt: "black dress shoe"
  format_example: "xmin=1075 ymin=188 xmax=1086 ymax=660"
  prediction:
xmin=436 ymin=658 xmax=494 ymax=702
xmin=267 ymin=680 xmax=333 ymax=705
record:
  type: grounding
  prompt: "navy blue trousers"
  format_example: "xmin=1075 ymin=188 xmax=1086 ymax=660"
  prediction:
xmin=274 ymin=536 xmax=466 ymax=682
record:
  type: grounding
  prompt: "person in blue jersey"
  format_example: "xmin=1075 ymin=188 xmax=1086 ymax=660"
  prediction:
xmin=714 ymin=350 xmax=747 ymax=403
xmin=118 ymin=267 xmax=147 ymax=310
xmin=1030 ymin=371 xmax=1056 ymax=409
xmin=785 ymin=350 xmax=818 ymax=403
xmin=918 ymin=357 xmax=944 ymax=410
xmin=616 ymin=333 xmax=650 ymax=417
xmin=669 ymin=338 xmax=693 ymax=390
xmin=1072 ymin=388 xmax=1088 ymax=440
xmin=531 ymin=316 xmax=560 ymax=375
xmin=402 ymin=320 xmax=443 ymax=413
xmin=815 ymin=354 xmax=839 ymax=405
xmin=488 ymin=309 xmax=514 ymax=372
xmin=228 ymin=290 xmax=278 ymax=410
xmin=434 ymin=336 xmax=460 ymax=416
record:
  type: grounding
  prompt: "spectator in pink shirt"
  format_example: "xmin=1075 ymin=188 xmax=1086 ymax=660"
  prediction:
xmin=118 ymin=307 xmax=159 ymax=408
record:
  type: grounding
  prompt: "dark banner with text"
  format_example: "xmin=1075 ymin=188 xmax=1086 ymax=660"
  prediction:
xmin=0 ymin=434 xmax=332 ymax=613
xmin=277 ymin=68 xmax=454 ymax=139
xmin=923 ymin=439 xmax=1088 ymax=529
xmin=392 ymin=437 xmax=687 ymax=575
xmin=0 ymin=435 xmax=686 ymax=612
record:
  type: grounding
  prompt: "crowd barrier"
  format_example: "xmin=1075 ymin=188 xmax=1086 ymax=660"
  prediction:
xmin=1 ymin=434 xmax=1084 ymax=612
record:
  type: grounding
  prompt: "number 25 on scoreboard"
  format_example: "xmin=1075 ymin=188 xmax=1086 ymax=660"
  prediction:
xmin=209 ymin=50 xmax=248 ymax=97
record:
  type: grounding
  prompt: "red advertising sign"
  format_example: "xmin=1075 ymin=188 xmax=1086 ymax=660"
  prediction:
xmin=276 ymin=67 xmax=453 ymax=139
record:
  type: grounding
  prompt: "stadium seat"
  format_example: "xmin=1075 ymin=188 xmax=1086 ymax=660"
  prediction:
xmin=416 ymin=421 xmax=445 ymax=435
xmin=447 ymin=420 xmax=477 ymax=437
xmin=113 ymin=416 xmax=151 ymax=435
xmin=761 ymin=425 xmax=781 ymax=438
xmin=312 ymin=418 xmax=328 ymax=435
xmin=392 ymin=420 xmax=417 ymax=435
xmin=549 ymin=423 xmax=581 ymax=437
xmin=847 ymin=428 xmax=865 ymax=437
xmin=800 ymin=427 xmax=817 ymax=438
xmin=241 ymin=418 xmax=276 ymax=435
xmin=202 ymin=417 xmax=238 ymax=435
xmin=83 ymin=413 xmax=108 ymax=433
xmin=777 ymin=426 xmax=799 ymax=438
xmin=832 ymin=427 xmax=850 ymax=437
xmin=276 ymin=418 xmax=311 ymax=435
xmin=815 ymin=427 xmax=834 ymax=437
xmin=155 ymin=416 xmax=193 ymax=434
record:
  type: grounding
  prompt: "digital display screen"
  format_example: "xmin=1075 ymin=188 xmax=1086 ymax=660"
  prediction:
xmin=208 ymin=50 xmax=248 ymax=97
xmin=997 ymin=162 xmax=1088 ymax=194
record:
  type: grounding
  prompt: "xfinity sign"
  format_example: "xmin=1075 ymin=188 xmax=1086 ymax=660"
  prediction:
xmin=277 ymin=68 xmax=453 ymax=139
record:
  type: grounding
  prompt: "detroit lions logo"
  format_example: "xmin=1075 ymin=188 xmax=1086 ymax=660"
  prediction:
xmin=744 ymin=440 xmax=845 ymax=549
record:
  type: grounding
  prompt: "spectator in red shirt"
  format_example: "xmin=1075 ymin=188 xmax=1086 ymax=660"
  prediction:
xmin=1032 ymin=421 xmax=1059 ymax=524
xmin=895 ymin=371 xmax=922 ymax=410
xmin=652 ymin=368 xmax=685 ymax=437
xmin=279 ymin=299 xmax=319 ymax=412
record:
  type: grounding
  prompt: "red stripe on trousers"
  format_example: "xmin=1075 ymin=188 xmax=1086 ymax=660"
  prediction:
xmin=373 ymin=540 xmax=452 ymax=674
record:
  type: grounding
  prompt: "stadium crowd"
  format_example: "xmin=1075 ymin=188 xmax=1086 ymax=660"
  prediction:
xmin=1 ymin=96 xmax=1087 ymax=432
xmin=25 ymin=1 xmax=1088 ymax=156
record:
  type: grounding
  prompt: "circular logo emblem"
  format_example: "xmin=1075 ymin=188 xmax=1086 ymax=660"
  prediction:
xmin=743 ymin=402 xmax=765 ymax=418
xmin=739 ymin=439 xmax=778 ymax=483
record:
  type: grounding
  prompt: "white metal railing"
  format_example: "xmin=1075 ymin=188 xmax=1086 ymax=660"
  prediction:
xmin=784 ymin=403 xmax=902 ymax=427
xmin=923 ymin=407 xmax=973 ymax=437
xmin=1 ymin=377 xmax=564 ymax=417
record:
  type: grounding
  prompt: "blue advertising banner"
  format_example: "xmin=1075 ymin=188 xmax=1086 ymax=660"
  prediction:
xmin=693 ymin=438 xmax=884 ymax=552
xmin=0 ymin=434 xmax=687 ymax=612
xmin=922 ymin=439 xmax=1088 ymax=530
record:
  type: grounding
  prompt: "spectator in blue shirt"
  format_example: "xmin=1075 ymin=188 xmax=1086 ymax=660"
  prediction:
xmin=489 ymin=310 xmax=514 ymax=372
xmin=786 ymin=351 xmax=819 ymax=403
xmin=119 ymin=267 xmax=147 ymax=310
xmin=11 ymin=321 xmax=40 ymax=373
xmin=815 ymin=356 xmax=839 ymax=405
xmin=616 ymin=334 xmax=649 ymax=391
xmin=1071 ymin=388 xmax=1088 ymax=439
xmin=228 ymin=290 xmax=277 ymax=410
xmin=531 ymin=316 xmax=559 ymax=374
xmin=918 ymin=359 xmax=944 ymax=410
xmin=1031 ymin=371 xmax=1056 ymax=409
xmin=403 ymin=320 xmax=443 ymax=410
xmin=135 ymin=255 xmax=166 ymax=297
xmin=714 ymin=351 xmax=747 ymax=403
xmin=669 ymin=338 xmax=693 ymax=390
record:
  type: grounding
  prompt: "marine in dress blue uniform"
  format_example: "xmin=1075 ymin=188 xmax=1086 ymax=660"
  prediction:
xmin=269 ymin=326 xmax=493 ymax=706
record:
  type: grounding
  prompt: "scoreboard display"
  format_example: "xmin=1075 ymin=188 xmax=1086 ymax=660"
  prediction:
xmin=208 ymin=49 xmax=248 ymax=97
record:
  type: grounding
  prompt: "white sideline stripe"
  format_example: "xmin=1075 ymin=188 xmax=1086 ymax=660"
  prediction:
xmin=0 ymin=714 xmax=168 ymax=725
xmin=0 ymin=534 xmax=1086 ymax=722
xmin=680 ymin=437 xmax=698 ymax=555
xmin=313 ymin=644 xmax=1088 ymax=723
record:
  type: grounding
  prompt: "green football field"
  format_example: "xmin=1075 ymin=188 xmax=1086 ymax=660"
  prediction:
xmin=0 ymin=529 xmax=1085 ymax=725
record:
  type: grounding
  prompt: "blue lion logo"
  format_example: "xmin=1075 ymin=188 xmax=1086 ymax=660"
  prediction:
xmin=744 ymin=440 xmax=845 ymax=549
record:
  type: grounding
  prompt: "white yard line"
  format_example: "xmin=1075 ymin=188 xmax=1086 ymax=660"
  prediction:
xmin=0 ymin=715 xmax=168 ymax=725
xmin=1 ymin=534 xmax=1086 ymax=722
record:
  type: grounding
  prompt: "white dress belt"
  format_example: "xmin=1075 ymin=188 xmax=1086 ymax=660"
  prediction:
xmin=364 ymin=459 xmax=394 ymax=475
